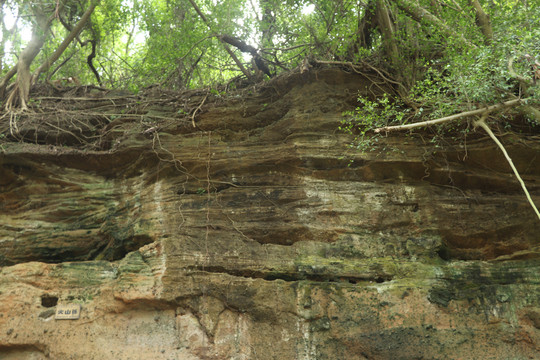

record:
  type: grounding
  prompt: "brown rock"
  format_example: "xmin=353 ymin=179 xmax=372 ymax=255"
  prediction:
xmin=1 ymin=69 xmax=539 ymax=359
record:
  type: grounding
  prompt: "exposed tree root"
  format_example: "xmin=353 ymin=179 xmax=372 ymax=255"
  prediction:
xmin=8 ymin=111 xmax=20 ymax=137
xmin=192 ymin=91 xmax=209 ymax=127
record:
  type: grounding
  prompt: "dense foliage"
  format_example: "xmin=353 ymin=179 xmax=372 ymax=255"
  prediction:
xmin=1 ymin=0 xmax=539 ymax=121
xmin=1 ymin=0 xmax=357 ymax=91
xmin=340 ymin=1 xmax=539 ymax=139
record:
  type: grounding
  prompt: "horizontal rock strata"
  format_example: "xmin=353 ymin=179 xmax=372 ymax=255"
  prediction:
xmin=1 ymin=69 xmax=539 ymax=359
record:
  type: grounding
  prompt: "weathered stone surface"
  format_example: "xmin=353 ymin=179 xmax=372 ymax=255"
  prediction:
xmin=1 ymin=68 xmax=539 ymax=359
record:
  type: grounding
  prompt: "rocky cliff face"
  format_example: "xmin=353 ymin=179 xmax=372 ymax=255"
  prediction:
xmin=1 ymin=68 xmax=539 ymax=359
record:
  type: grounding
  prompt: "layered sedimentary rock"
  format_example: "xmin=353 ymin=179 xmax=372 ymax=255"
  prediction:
xmin=1 ymin=69 xmax=539 ymax=359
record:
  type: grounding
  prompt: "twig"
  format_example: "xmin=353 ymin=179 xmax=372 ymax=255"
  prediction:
xmin=261 ymin=43 xmax=313 ymax=52
xmin=442 ymin=0 xmax=464 ymax=13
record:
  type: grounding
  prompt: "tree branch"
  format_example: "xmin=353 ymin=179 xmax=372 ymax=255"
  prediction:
xmin=186 ymin=0 xmax=253 ymax=80
xmin=469 ymin=0 xmax=493 ymax=45
xmin=220 ymin=34 xmax=272 ymax=77
xmin=32 ymin=0 xmax=100 ymax=82
xmin=508 ymin=56 xmax=534 ymax=91
xmin=220 ymin=35 xmax=257 ymax=55
xmin=371 ymin=98 xmax=539 ymax=221
xmin=392 ymin=0 xmax=475 ymax=49
xmin=0 ymin=64 xmax=17 ymax=97
xmin=376 ymin=0 xmax=400 ymax=70
xmin=374 ymin=99 xmax=522 ymax=133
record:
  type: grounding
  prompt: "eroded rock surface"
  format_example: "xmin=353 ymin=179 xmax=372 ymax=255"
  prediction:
xmin=1 ymin=69 xmax=539 ymax=359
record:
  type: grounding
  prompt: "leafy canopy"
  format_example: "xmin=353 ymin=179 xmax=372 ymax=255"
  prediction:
xmin=340 ymin=0 xmax=540 ymax=154
xmin=0 ymin=0 xmax=539 ymax=111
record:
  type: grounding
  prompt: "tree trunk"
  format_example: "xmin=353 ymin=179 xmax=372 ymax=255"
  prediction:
xmin=0 ymin=1 xmax=7 ymax=74
xmin=357 ymin=0 xmax=377 ymax=50
xmin=470 ymin=0 xmax=493 ymax=45
xmin=376 ymin=0 xmax=400 ymax=70
xmin=6 ymin=22 xmax=50 ymax=109
xmin=259 ymin=0 xmax=276 ymax=49
xmin=2 ymin=3 xmax=61 ymax=110
xmin=32 ymin=0 xmax=100 ymax=83
xmin=392 ymin=0 xmax=474 ymax=49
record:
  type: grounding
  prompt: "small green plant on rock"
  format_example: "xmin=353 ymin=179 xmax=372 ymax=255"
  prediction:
xmin=340 ymin=94 xmax=408 ymax=154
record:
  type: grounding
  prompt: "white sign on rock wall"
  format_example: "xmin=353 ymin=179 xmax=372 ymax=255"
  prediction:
xmin=55 ymin=304 xmax=81 ymax=320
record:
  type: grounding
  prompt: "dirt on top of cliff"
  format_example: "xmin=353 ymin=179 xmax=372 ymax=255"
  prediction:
xmin=2 ymin=66 xmax=364 ymax=152
xmin=3 ymin=63 xmax=539 ymax=162
xmin=0 ymin=59 xmax=537 ymax=156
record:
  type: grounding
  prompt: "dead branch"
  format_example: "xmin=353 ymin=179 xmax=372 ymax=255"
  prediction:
xmin=371 ymin=97 xmax=539 ymax=220
xmin=374 ymin=99 xmax=522 ymax=133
